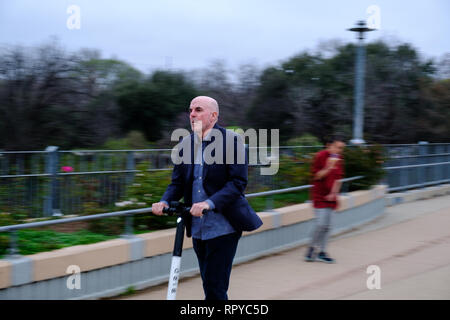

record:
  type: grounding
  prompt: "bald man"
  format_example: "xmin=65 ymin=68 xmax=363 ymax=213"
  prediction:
xmin=152 ymin=96 xmax=262 ymax=300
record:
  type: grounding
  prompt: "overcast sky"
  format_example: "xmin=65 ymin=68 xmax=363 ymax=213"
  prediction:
xmin=1 ymin=0 xmax=449 ymax=73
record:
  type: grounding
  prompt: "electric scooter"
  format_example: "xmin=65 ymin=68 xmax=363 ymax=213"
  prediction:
xmin=163 ymin=201 xmax=207 ymax=300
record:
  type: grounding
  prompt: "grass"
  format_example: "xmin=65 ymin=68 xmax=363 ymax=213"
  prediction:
xmin=117 ymin=286 xmax=136 ymax=297
xmin=248 ymin=190 xmax=310 ymax=212
xmin=0 ymin=229 xmax=116 ymax=258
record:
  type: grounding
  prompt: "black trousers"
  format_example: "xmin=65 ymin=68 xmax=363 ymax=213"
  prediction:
xmin=192 ymin=232 xmax=241 ymax=300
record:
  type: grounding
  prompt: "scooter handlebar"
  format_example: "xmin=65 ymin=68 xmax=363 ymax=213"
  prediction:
xmin=162 ymin=207 xmax=177 ymax=215
xmin=162 ymin=205 xmax=208 ymax=216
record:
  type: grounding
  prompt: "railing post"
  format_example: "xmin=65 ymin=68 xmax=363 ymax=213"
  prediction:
xmin=121 ymin=214 xmax=134 ymax=238
xmin=44 ymin=146 xmax=62 ymax=217
xmin=437 ymin=144 xmax=444 ymax=182
xmin=0 ymin=150 xmax=5 ymax=175
xmin=447 ymin=144 xmax=450 ymax=181
xmin=399 ymin=147 xmax=408 ymax=189
xmin=126 ymin=151 xmax=135 ymax=184
xmin=7 ymin=230 xmax=20 ymax=258
xmin=382 ymin=146 xmax=391 ymax=187
xmin=341 ymin=180 xmax=350 ymax=195
xmin=418 ymin=141 xmax=428 ymax=185
xmin=265 ymin=190 xmax=274 ymax=211
xmin=264 ymin=168 xmax=275 ymax=212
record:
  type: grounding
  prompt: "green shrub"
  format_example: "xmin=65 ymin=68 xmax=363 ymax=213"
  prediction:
xmin=0 ymin=234 xmax=9 ymax=257
xmin=285 ymin=134 xmax=322 ymax=146
xmin=100 ymin=130 xmax=152 ymax=150
xmin=118 ymin=161 xmax=177 ymax=231
xmin=275 ymin=153 xmax=313 ymax=188
xmin=79 ymin=201 xmax=125 ymax=236
xmin=273 ymin=134 xmax=322 ymax=189
xmin=0 ymin=212 xmax=17 ymax=226
xmin=76 ymin=160 xmax=177 ymax=235
xmin=0 ymin=212 xmax=26 ymax=257
xmin=86 ymin=216 xmax=126 ymax=236
xmin=343 ymin=144 xmax=387 ymax=191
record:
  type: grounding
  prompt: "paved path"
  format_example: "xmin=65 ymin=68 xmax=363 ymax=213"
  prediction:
xmin=115 ymin=195 xmax=450 ymax=300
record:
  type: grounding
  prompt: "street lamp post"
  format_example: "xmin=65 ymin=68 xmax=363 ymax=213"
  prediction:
xmin=348 ymin=20 xmax=375 ymax=145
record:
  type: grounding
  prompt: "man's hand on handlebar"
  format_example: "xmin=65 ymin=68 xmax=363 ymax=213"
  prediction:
xmin=190 ymin=201 xmax=210 ymax=218
xmin=152 ymin=201 xmax=169 ymax=216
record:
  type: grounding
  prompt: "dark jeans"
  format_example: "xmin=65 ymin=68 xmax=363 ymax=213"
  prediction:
xmin=192 ymin=231 xmax=241 ymax=300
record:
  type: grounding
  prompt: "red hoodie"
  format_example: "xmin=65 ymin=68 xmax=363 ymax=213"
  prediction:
xmin=310 ymin=149 xmax=344 ymax=209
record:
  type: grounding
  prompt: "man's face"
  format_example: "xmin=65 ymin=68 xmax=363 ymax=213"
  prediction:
xmin=329 ymin=141 xmax=346 ymax=155
xmin=189 ymin=100 xmax=216 ymax=133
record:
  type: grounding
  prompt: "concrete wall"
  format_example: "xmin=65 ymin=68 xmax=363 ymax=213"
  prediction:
xmin=384 ymin=184 xmax=450 ymax=206
xmin=0 ymin=185 xmax=390 ymax=299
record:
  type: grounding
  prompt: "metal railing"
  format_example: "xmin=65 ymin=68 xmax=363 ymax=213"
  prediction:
xmin=1 ymin=143 xmax=449 ymax=218
xmin=383 ymin=161 xmax=450 ymax=192
xmin=379 ymin=142 xmax=450 ymax=192
xmin=0 ymin=145 xmax=324 ymax=218
xmin=0 ymin=176 xmax=364 ymax=258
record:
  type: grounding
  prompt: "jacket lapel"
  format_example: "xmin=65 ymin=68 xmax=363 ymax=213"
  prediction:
xmin=202 ymin=123 xmax=220 ymax=181
xmin=202 ymin=140 xmax=211 ymax=181
xmin=186 ymin=134 xmax=195 ymax=183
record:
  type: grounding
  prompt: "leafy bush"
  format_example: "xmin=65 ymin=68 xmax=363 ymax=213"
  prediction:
xmin=0 ymin=234 xmax=9 ymax=257
xmin=100 ymin=130 xmax=152 ymax=150
xmin=67 ymin=160 xmax=176 ymax=236
xmin=285 ymin=134 xmax=322 ymax=146
xmin=275 ymin=153 xmax=312 ymax=188
xmin=273 ymin=134 xmax=322 ymax=189
xmin=0 ymin=213 xmax=17 ymax=256
xmin=114 ymin=161 xmax=177 ymax=231
xmin=86 ymin=216 xmax=126 ymax=236
xmin=77 ymin=201 xmax=125 ymax=236
xmin=0 ymin=178 xmax=33 ymax=220
xmin=0 ymin=212 xmax=18 ymax=226
xmin=343 ymin=144 xmax=387 ymax=191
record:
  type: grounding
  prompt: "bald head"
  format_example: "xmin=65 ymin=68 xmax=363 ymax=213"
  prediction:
xmin=190 ymin=96 xmax=219 ymax=116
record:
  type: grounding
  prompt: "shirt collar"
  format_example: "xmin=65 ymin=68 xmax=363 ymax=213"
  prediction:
xmin=203 ymin=128 xmax=213 ymax=141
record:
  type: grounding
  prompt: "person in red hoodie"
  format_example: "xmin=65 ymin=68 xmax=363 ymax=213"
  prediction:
xmin=305 ymin=135 xmax=346 ymax=263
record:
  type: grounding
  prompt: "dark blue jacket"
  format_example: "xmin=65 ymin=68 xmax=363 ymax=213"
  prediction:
xmin=161 ymin=123 xmax=263 ymax=237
